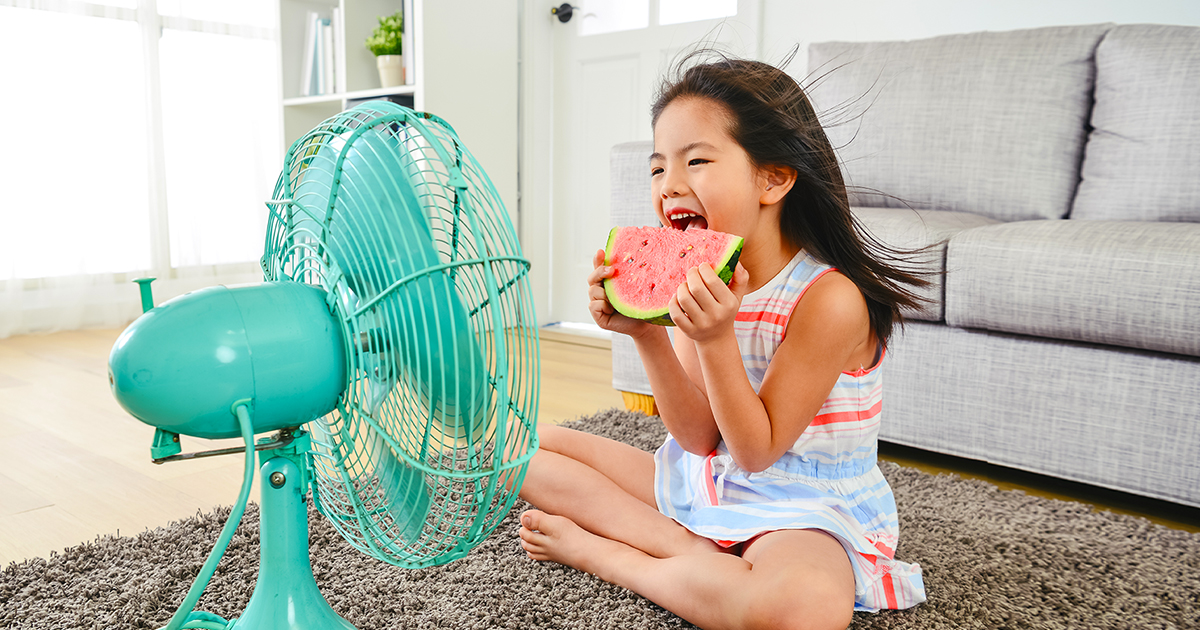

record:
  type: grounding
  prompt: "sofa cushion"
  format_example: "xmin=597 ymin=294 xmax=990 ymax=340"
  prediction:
xmin=944 ymin=220 xmax=1200 ymax=357
xmin=807 ymin=24 xmax=1112 ymax=223
xmin=852 ymin=207 xmax=999 ymax=321
xmin=1071 ymin=24 xmax=1200 ymax=222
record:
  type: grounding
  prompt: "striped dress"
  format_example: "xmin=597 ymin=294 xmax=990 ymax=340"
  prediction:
xmin=653 ymin=251 xmax=926 ymax=612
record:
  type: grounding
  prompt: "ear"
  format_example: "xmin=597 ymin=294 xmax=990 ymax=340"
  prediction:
xmin=758 ymin=165 xmax=797 ymax=206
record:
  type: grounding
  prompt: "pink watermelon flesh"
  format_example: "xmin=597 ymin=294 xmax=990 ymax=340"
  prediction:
xmin=603 ymin=226 xmax=743 ymax=326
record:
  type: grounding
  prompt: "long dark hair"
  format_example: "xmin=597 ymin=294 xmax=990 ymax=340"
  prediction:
xmin=651 ymin=50 xmax=931 ymax=346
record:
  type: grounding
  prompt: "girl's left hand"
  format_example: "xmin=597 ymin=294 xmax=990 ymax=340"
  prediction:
xmin=669 ymin=262 xmax=749 ymax=343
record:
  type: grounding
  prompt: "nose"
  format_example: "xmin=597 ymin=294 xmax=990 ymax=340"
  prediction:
xmin=659 ymin=169 xmax=686 ymax=198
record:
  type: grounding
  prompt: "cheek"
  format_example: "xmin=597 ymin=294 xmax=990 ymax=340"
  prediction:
xmin=651 ymin=175 xmax=668 ymax=197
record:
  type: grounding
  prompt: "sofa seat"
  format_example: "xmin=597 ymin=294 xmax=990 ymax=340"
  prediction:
xmin=944 ymin=220 xmax=1200 ymax=357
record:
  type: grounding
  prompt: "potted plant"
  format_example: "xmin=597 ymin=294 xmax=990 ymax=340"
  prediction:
xmin=366 ymin=12 xmax=404 ymax=87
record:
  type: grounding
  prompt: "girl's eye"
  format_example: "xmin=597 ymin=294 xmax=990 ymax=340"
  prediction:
xmin=650 ymin=167 xmax=663 ymax=176
xmin=688 ymin=158 xmax=709 ymax=166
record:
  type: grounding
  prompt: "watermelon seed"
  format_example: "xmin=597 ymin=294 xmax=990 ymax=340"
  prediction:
xmin=650 ymin=283 xmax=656 ymax=291
xmin=679 ymin=251 xmax=686 ymax=258
xmin=641 ymin=240 xmax=649 ymax=246
xmin=687 ymin=245 xmax=694 ymax=250
xmin=626 ymin=257 xmax=634 ymax=262
xmin=639 ymin=262 xmax=646 ymax=267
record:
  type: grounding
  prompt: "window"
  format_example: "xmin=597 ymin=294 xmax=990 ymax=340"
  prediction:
xmin=0 ymin=0 xmax=281 ymax=280
xmin=659 ymin=0 xmax=737 ymax=26
xmin=576 ymin=0 xmax=739 ymax=37
xmin=577 ymin=0 xmax=650 ymax=37
xmin=157 ymin=0 xmax=275 ymax=28
xmin=159 ymin=29 xmax=279 ymax=267
xmin=0 ymin=7 xmax=152 ymax=277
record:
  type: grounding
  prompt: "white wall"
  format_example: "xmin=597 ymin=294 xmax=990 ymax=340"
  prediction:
xmin=759 ymin=0 xmax=1200 ymax=75
xmin=422 ymin=1 xmax=519 ymax=227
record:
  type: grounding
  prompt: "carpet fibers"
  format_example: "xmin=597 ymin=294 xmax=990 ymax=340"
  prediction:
xmin=3 ymin=408 xmax=1198 ymax=629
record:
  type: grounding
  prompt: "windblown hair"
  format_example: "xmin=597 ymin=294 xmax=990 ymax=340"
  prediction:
xmin=651 ymin=50 xmax=932 ymax=345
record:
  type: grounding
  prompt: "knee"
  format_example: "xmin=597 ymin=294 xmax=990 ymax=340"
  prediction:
xmin=516 ymin=431 xmax=573 ymax=498
xmin=743 ymin=581 xmax=853 ymax=630
xmin=535 ymin=423 xmax=570 ymax=452
xmin=510 ymin=433 xmax=558 ymax=496
xmin=536 ymin=423 xmax=598 ymax=459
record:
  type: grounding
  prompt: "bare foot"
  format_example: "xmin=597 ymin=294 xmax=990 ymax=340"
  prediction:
xmin=518 ymin=509 xmax=631 ymax=576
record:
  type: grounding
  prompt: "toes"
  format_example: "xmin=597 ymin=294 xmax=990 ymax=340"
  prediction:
xmin=520 ymin=509 xmax=547 ymax=532
xmin=519 ymin=529 xmax=548 ymax=561
xmin=518 ymin=526 xmax=542 ymax=544
xmin=518 ymin=518 xmax=547 ymax=555
xmin=518 ymin=510 xmax=563 ymax=563
xmin=517 ymin=509 xmax=588 ymax=566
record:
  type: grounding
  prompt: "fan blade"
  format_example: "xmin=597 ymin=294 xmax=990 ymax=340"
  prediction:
xmin=296 ymin=121 xmax=494 ymax=449
xmin=367 ymin=430 xmax=430 ymax=543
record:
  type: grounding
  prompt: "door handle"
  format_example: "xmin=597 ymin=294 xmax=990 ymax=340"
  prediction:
xmin=551 ymin=3 xmax=576 ymax=23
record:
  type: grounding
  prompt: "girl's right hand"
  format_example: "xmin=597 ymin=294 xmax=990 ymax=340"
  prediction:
xmin=587 ymin=248 xmax=655 ymax=339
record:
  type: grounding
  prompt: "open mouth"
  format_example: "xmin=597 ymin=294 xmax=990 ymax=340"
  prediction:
xmin=667 ymin=211 xmax=708 ymax=231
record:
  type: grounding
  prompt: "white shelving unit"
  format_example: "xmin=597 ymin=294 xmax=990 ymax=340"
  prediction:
xmin=278 ymin=0 xmax=420 ymax=147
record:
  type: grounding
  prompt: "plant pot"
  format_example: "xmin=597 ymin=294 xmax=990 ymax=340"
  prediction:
xmin=376 ymin=54 xmax=405 ymax=88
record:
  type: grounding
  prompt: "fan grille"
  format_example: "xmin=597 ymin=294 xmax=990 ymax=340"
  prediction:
xmin=262 ymin=102 xmax=538 ymax=567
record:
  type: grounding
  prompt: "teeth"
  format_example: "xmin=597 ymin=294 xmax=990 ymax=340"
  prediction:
xmin=667 ymin=211 xmax=703 ymax=231
xmin=669 ymin=212 xmax=698 ymax=228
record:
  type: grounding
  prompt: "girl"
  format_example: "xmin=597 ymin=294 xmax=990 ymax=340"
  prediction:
xmin=517 ymin=53 xmax=927 ymax=630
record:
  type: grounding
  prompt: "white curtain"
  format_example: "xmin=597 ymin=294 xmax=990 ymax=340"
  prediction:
xmin=0 ymin=0 xmax=282 ymax=338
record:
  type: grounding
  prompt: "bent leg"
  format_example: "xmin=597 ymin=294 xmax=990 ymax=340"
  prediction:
xmin=519 ymin=427 xmax=718 ymax=558
xmin=521 ymin=513 xmax=854 ymax=630
xmin=535 ymin=424 xmax=657 ymax=506
xmin=737 ymin=530 xmax=856 ymax=630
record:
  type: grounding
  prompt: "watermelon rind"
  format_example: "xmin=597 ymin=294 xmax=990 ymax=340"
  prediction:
xmin=602 ymin=226 xmax=743 ymax=327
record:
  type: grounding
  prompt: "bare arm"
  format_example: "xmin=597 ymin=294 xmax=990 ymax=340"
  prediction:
xmin=632 ymin=327 xmax=721 ymax=454
xmin=586 ymin=249 xmax=719 ymax=452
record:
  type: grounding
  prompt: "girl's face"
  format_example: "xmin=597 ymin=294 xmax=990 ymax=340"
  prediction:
xmin=650 ymin=97 xmax=768 ymax=239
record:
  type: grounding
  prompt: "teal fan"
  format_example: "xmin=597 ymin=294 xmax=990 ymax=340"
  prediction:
xmin=108 ymin=101 xmax=539 ymax=630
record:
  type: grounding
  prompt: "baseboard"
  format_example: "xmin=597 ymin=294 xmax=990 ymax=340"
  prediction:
xmin=539 ymin=322 xmax=611 ymax=350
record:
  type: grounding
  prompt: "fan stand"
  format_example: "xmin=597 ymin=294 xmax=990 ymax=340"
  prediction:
xmin=232 ymin=451 xmax=356 ymax=630
xmin=156 ymin=419 xmax=356 ymax=630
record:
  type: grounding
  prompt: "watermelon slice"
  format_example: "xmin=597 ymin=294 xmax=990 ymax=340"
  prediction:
xmin=603 ymin=226 xmax=744 ymax=326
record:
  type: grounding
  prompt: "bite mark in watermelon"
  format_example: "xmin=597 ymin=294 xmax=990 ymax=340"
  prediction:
xmin=603 ymin=226 xmax=744 ymax=326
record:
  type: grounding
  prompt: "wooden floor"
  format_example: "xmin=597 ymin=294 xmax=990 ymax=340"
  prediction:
xmin=0 ymin=328 xmax=1195 ymax=565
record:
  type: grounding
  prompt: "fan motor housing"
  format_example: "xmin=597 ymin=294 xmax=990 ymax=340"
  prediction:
xmin=109 ymin=281 xmax=347 ymax=439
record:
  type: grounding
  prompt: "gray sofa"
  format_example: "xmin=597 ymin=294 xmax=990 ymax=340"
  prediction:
xmin=608 ymin=23 xmax=1200 ymax=508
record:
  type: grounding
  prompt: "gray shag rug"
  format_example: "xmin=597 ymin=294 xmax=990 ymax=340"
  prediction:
xmin=3 ymin=408 xmax=1199 ymax=629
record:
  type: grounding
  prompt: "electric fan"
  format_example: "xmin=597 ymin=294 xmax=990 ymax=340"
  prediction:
xmin=108 ymin=100 xmax=539 ymax=630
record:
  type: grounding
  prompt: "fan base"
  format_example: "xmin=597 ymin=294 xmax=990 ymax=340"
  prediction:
xmin=230 ymin=455 xmax=356 ymax=630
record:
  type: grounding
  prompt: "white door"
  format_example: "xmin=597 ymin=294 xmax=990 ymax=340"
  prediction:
xmin=522 ymin=0 xmax=762 ymax=326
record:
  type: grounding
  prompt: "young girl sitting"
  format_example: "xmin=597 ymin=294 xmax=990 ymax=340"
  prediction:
xmin=517 ymin=53 xmax=928 ymax=630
